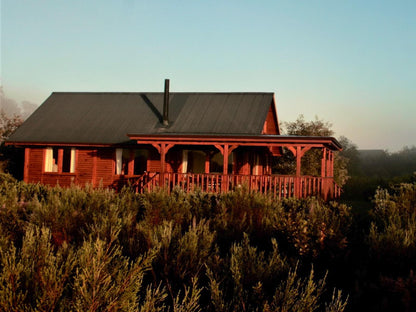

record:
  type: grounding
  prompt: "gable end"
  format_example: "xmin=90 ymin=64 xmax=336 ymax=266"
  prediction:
xmin=262 ymin=100 xmax=280 ymax=135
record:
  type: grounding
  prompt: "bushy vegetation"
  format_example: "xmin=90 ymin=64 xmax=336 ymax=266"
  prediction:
xmin=0 ymin=174 xmax=415 ymax=311
xmin=343 ymin=147 xmax=416 ymax=202
xmin=0 ymin=175 xmax=351 ymax=311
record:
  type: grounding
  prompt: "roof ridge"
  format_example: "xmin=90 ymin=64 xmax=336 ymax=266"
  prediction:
xmin=51 ymin=91 xmax=275 ymax=95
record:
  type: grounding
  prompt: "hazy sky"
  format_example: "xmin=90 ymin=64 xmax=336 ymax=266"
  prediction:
xmin=1 ymin=0 xmax=415 ymax=151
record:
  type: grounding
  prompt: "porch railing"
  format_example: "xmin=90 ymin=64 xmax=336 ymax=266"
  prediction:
xmin=125 ymin=172 xmax=341 ymax=199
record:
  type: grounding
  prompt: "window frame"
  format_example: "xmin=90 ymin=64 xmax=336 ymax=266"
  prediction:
xmin=44 ymin=147 xmax=76 ymax=174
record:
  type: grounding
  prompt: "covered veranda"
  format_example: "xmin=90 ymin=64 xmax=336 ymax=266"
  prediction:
xmin=125 ymin=134 xmax=342 ymax=199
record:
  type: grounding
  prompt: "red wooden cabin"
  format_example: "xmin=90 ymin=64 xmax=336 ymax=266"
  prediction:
xmin=7 ymin=80 xmax=342 ymax=199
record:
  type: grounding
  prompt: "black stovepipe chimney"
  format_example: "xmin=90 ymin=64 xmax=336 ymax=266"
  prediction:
xmin=163 ymin=79 xmax=169 ymax=126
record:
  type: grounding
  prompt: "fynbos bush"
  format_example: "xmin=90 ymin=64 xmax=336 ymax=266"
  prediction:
xmin=0 ymin=175 xmax=354 ymax=311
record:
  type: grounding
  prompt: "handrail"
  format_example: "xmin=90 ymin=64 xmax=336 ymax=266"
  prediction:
xmin=122 ymin=172 xmax=341 ymax=199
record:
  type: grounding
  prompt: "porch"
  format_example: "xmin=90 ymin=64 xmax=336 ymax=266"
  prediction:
xmin=117 ymin=172 xmax=341 ymax=200
xmin=122 ymin=134 xmax=342 ymax=200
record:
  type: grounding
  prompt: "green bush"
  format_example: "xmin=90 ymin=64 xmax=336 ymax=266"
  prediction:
xmin=369 ymin=184 xmax=416 ymax=271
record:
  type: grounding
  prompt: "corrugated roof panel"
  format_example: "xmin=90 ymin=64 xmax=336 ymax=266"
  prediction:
xmin=9 ymin=92 xmax=276 ymax=144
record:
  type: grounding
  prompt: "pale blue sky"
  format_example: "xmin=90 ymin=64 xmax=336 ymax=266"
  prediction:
xmin=1 ymin=0 xmax=415 ymax=151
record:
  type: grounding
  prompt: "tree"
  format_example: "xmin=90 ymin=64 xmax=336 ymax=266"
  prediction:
xmin=285 ymin=114 xmax=334 ymax=137
xmin=335 ymin=136 xmax=359 ymax=187
xmin=0 ymin=110 xmax=23 ymax=177
xmin=274 ymin=115 xmax=353 ymax=187
xmin=0 ymin=110 xmax=22 ymax=143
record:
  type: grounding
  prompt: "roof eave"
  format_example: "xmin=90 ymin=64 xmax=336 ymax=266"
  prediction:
xmin=127 ymin=133 xmax=342 ymax=151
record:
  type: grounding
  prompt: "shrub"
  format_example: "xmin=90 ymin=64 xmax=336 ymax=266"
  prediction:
xmin=72 ymin=233 xmax=156 ymax=311
xmin=369 ymin=184 xmax=416 ymax=271
xmin=0 ymin=225 xmax=75 ymax=311
xmin=0 ymin=179 xmax=354 ymax=311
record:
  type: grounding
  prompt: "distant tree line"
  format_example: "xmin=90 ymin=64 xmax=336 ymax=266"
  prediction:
xmin=343 ymin=146 xmax=416 ymax=201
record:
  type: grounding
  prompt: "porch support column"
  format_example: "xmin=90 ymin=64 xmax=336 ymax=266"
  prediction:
xmin=214 ymin=144 xmax=238 ymax=175
xmin=214 ymin=144 xmax=238 ymax=192
xmin=321 ymin=148 xmax=329 ymax=200
xmin=327 ymin=150 xmax=334 ymax=198
xmin=287 ymin=145 xmax=312 ymax=176
xmin=265 ymin=152 xmax=271 ymax=175
xmin=160 ymin=144 xmax=166 ymax=175
xmin=205 ymin=153 xmax=211 ymax=174
xmin=326 ymin=150 xmax=330 ymax=177
xmin=152 ymin=143 xmax=174 ymax=188
xmin=329 ymin=150 xmax=334 ymax=177
xmin=321 ymin=148 xmax=327 ymax=178
xmin=287 ymin=145 xmax=312 ymax=198
xmin=223 ymin=145 xmax=229 ymax=174
xmin=221 ymin=144 xmax=229 ymax=193
xmin=296 ymin=146 xmax=301 ymax=177
xmin=295 ymin=146 xmax=302 ymax=198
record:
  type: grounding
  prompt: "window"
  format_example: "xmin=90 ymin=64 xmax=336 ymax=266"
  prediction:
xmin=44 ymin=147 xmax=76 ymax=173
xmin=182 ymin=150 xmax=188 ymax=173
xmin=133 ymin=150 xmax=148 ymax=175
xmin=115 ymin=149 xmax=124 ymax=175
xmin=183 ymin=150 xmax=206 ymax=173
xmin=45 ymin=147 xmax=58 ymax=172
xmin=252 ymin=153 xmax=261 ymax=175
xmin=62 ymin=148 xmax=76 ymax=173
xmin=210 ymin=152 xmax=234 ymax=173
xmin=116 ymin=149 xmax=148 ymax=175
xmin=115 ymin=149 xmax=131 ymax=175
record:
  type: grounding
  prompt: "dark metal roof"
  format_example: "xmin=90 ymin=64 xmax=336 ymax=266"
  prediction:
xmin=8 ymin=92 xmax=276 ymax=144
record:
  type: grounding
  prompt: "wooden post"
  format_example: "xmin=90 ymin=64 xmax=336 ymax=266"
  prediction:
xmin=160 ymin=144 xmax=166 ymax=188
xmin=321 ymin=148 xmax=327 ymax=178
xmin=329 ymin=151 xmax=334 ymax=177
xmin=326 ymin=150 xmax=330 ymax=177
xmin=295 ymin=146 xmax=301 ymax=197
xmin=321 ymin=148 xmax=328 ymax=200
xmin=287 ymin=146 xmax=302 ymax=197
xmin=128 ymin=150 xmax=135 ymax=175
xmin=287 ymin=145 xmax=312 ymax=198
xmin=58 ymin=149 xmax=64 ymax=173
xmin=152 ymin=143 xmax=174 ymax=189
xmin=265 ymin=153 xmax=270 ymax=175
xmin=296 ymin=146 xmax=301 ymax=177
xmin=223 ymin=145 xmax=229 ymax=192
xmin=24 ymin=148 xmax=30 ymax=182
xmin=223 ymin=145 xmax=229 ymax=174
xmin=329 ymin=150 xmax=334 ymax=198
xmin=205 ymin=153 xmax=210 ymax=174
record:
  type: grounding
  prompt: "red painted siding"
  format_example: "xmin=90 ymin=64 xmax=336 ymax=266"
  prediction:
xmin=27 ymin=148 xmax=44 ymax=184
xmin=166 ymin=150 xmax=181 ymax=173
xmin=24 ymin=145 xmax=275 ymax=189
xmin=25 ymin=147 xmax=114 ymax=188
xmin=238 ymin=151 xmax=251 ymax=175
xmin=262 ymin=104 xmax=279 ymax=135
xmin=147 ymin=149 xmax=161 ymax=172
xmin=42 ymin=173 xmax=76 ymax=187
xmin=95 ymin=149 xmax=115 ymax=187
xmin=76 ymin=149 xmax=95 ymax=186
